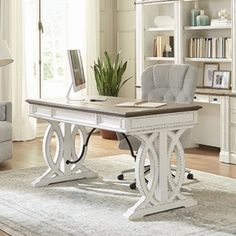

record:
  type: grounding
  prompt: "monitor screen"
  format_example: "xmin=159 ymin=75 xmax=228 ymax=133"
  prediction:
xmin=67 ymin=49 xmax=86 ymax=92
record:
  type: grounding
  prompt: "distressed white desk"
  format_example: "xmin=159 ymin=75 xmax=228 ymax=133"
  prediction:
xmin=26 ymin=97 xmax=201 ymax=220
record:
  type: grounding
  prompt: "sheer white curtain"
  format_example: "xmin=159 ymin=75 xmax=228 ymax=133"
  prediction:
xmin=85 ymin=0 xmax=100 ymax=96
xmin=0 ymin=0 xmax=100 ymax=141
xmin=0 ymin=0 xmax=37 ymax=141
xmin=65 ymin=0 xmax=100 ymax=97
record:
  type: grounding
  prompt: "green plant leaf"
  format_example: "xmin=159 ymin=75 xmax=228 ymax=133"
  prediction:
xmin=119 ymin=76 xmax=132 ymax=90
xmin=92 ymin=51 xmax=132 ymax=96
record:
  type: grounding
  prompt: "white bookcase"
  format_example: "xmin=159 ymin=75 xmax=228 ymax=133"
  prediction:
xmin=136 ymin=0 xmax=235 ymax=91
xmin=182 ymin=0 xmax=234 ymax=88
xmin=136 ymin=1 xmax=180 ymax=98
xmin=136 ymin=0 xmax=236 ymax=164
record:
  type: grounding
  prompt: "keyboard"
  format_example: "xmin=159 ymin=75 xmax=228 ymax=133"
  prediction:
xmin=89 ymin=97 xmax=108 ymax=102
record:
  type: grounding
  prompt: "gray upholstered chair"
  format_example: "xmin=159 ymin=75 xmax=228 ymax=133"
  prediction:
xmin=0 ymin=102 xmax=12 ymax=163
xmin=117 ymin=64 xmax=197 ymax=189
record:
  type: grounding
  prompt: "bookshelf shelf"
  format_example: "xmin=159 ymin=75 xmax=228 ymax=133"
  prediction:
xmin=145 ymin=57 xmax=175 ymax=61
xmin=184 ymin=57 xmax=232 ymax=63
xmin=184 ymin=25 xmax=232 ymax=30
xmin=145 ymin=27 xmax=175 ymax=32
xmin=135 ymin=0 xmax=175 ymax=6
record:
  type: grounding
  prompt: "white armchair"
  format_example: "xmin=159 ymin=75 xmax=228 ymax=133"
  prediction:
xmin=0 ymin=102 xmax=12 ymax=162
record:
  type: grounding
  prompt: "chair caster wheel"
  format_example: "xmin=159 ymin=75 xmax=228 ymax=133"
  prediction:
xmin=117 ymin=174 xmax=124 ymax=180
xmin=187 ymin=173 xmax=193 ymax=179
xmin=129 ymin=182 xmax=136 ymax=190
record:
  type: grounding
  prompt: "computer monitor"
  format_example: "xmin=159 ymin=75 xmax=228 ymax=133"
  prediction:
xmin=66 ymin=49 xmax=86 ymax=101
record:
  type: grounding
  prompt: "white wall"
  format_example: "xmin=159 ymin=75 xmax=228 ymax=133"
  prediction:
xmin=100 ymin=0 xmax=116 ymax=57
xmin=116 ymin=0 xmax=136 ymax=98
xmin=100 ymin=0 xmax=136 ymax=98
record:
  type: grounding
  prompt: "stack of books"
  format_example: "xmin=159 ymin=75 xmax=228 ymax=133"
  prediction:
xmin=189 ymin=37 xmax=232 ymax=59
xmin=153 ymin=36 xmax=174 ymax=57
xmin=211 ymin=18 xmax=232 ymax=27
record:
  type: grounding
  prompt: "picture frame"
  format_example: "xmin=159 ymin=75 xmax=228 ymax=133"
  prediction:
xmin=203 ymin=63 xmax=219 ymax=87
xmin=213 ymin=70 xmax=231 ymax=89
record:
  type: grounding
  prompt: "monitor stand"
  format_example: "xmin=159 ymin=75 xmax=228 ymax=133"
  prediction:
xmin=66 ymin=83 xmax=85 ymax=102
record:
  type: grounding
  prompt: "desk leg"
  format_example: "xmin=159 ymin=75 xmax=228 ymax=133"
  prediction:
xmin=124 ymin=129 xmax=197 ymax=220
xmin=32 ymin=121 xmax=98 ymax=187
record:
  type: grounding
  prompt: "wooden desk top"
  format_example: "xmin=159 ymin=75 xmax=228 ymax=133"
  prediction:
xmin=26 ymin=97 xmax=202 ymax=118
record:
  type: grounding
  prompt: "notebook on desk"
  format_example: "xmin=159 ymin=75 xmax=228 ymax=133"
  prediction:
xmin=116 ymin=101 xmax=166 ymax=108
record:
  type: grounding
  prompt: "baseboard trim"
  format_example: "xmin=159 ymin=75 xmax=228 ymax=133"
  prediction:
xmin=219 ymin=151 xmax=230 ymax=163
xmin=230 ymin=153 xmax=236 ymax=165
xmin=219 ymin=151 xmax=236 ymax=164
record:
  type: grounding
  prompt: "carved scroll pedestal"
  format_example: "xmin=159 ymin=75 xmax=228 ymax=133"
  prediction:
xmin=124 ymin=129 xmax=197 ymax=220
xmin=32 ymin=120 xmax=196 ymax=220
xmin=32 ymin=121 xmax=97 ymax=187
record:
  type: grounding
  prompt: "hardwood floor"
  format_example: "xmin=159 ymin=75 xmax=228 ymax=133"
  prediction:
xmin=0 ymin=134 xmax=236 ymax=236
xmin=0 ymin=231 xmax=8 ymax=236
xmin=0 ymin=134 xmax=128 ymax=171
xmin=1 ymin=133 xmax=236 ymax=178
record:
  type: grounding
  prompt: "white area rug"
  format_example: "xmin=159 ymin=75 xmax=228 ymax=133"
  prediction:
xmin=0 ymin=154 xmax=236 ymax=236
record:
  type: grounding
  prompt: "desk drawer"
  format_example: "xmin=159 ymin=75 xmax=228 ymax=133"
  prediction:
xmin=209 ymin=96 xmax=221 ymax=104
xmin=30 ymin=105 xmax=52 ymax=118
xmin=194 ymin=94 xmax=209 ymax=103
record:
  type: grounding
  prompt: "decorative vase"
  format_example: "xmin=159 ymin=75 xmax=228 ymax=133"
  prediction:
xmin=190 ymin=1 xmax=200 ymax=26
xmin=196 ymin=10 xmax=210 ymax=26
xmin=100 ymin=130 xmax=117 ymax=140
xmin=163 ymin=44 xmax=173 ymax=57
xmin=218 ymin=9 xmax=229 ymax=19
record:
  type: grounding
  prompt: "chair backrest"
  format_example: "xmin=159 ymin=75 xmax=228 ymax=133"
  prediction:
xmin=116 ymin=64 xmax=197 ymax=149
xmin=141 ymin=64 xmax=197 ymax=104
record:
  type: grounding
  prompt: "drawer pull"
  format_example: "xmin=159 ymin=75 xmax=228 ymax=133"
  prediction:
xmin=194 ymin=96 xmax=197 ymax=99
xmin=213 ymin=98 xmax=218 ymax=101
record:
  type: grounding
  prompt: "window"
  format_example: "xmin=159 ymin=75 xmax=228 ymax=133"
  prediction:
xmin=39 ymin=0 xmax=86 ymax=98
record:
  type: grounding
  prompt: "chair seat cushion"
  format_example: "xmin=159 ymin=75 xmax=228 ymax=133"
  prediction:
xmin=0 ymin=103 xmax=6 ymax=121
xmin=0 ymin=121 xmax=12 ymax=142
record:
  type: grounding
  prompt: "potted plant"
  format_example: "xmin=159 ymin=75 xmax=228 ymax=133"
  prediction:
xmin=92 ymin=51 xmax=131 ymax=139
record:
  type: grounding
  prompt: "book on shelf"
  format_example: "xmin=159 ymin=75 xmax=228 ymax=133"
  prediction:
xmin=208 ymin=38 xmax=212 ymax=58
xmin=212 ymin=38 xmax=217 ymax=58
xmin=188 ymin=37 xmax=231 ymax=59
xmin=116 ymin=101 xmax=167 ymax=108
xmin=157 ymin=36 xmax=169 ymax=57
xmin=153 ymin=35 xmax=174 ymax=57
xmin=225 ymin=38 xmax=232 ymax=58
xmin=169 ymin=36 xmax=174 ymax=57
xmin=189 ymin=38 xmax=194 ymax=58
xmin=153 ymin=39 xmax=157 ymax=57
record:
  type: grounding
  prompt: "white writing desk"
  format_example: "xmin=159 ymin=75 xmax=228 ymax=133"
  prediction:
xmin=26 ymin=97 xmax=201 ymax=220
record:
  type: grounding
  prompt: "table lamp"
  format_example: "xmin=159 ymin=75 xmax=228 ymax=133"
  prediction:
xmin=0 ymin=40 xmax=13 ymax=67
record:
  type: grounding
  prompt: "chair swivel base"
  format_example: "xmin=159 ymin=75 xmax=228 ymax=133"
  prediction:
xmin=187 ymin=173 xmax=194 ymax=179
xmin=117 ymin=166 xmax=150 ymax=189
xmin=117 ymin=166 xmax=194 ymax=190
xmin=117 ymin=174 xmax=137 ymax=189
xmin=117 ymin=174 xmax=124 ymax=180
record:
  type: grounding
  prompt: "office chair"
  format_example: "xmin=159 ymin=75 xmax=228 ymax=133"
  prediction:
xmin=117 ymin=64 xmax=197 ymax=189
